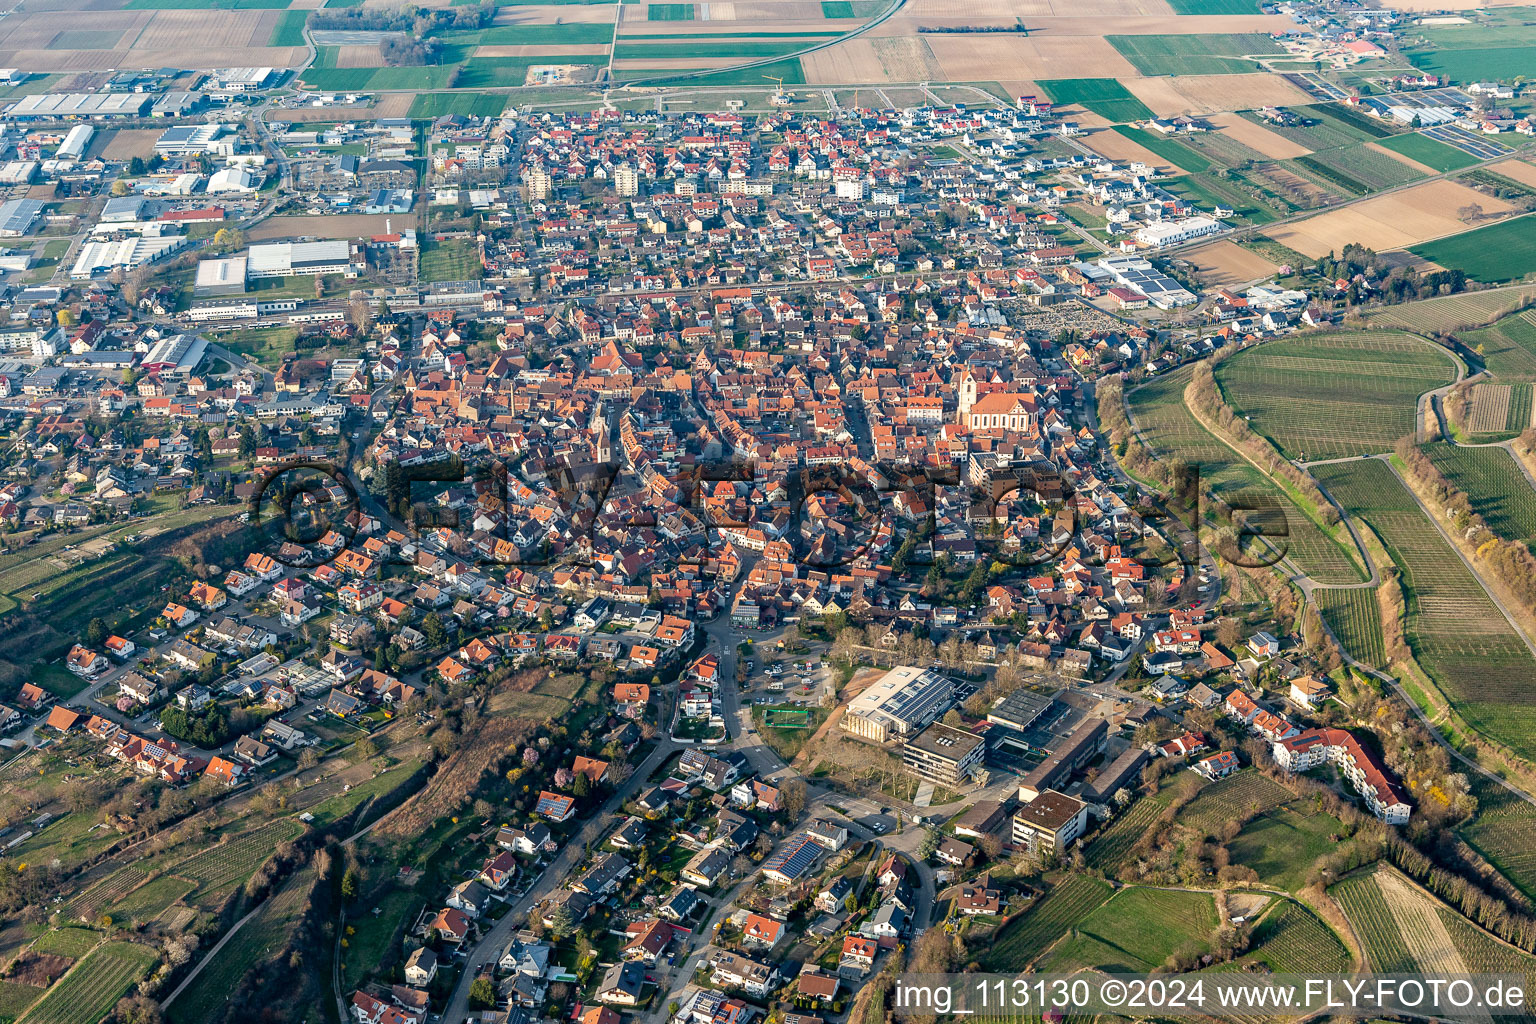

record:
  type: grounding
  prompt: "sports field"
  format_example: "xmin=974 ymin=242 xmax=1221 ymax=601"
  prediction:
xmin=1214 ymin=332 xmax=1457 ymax=461
xmin=1413 ymin=216 xmax=1536 ymax=283
xmin=1107 ymin=32 xmax=1283 ymax=76
xmin=1375 ymin=131 xmax=1480 ymax=172
xmin=1312 ymin=458 xmax=1536 ymax=758
xmin=1127 ymin=368 xmax=1367 ymax=584
xmin=1037 ymin=78 xmax=1153 ymax=123
xmin=1422 ymin=442 xmax=1536 ymax=545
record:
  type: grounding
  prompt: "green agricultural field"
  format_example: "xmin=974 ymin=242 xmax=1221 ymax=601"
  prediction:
xmin=1107 ymin=33 xmax=1282 ymax=76
xmin=624 ymin=56 xmax=806 ymax=86
xmin=1228 ymin=802 xmax=1347 ymax=891
xmin=1228 ymin=900 xmax=1352 ymax=974
xmin=1331 ymin=869 xmax=1415 ymax=972
xmin=1112 ymin=126 xmax=1212 ymax=174
xmin=1165 ymin=0 xmax=1260 ymax=12
xmin=614 ymin=39 xmax=811 ymax=59
xmin=1375 ymin=131 xmax=1480 ymax=172
xmin=1127 ymin=367 xmax=1367 ymax=583
xmin=1408 ymin=46 xmax=1536 ymax=85
xmin=649 ymin=2 xmax=694 ymax=17
xmin=1422 ymin=442 xmax=1536 ymax=545
xmin=21 ymin=942 xmax=157 ymax=1024
xmin=1413 ymin=216 xmax=1536 ymax=283
xmin=1041 ymin=888 xmax=1217 ymax=973
xmin=980 ymin=875 xmax=1113 ymax=970
xmin=125 ymin=0 xmax=288 ymax=6
xmin=1316 ymin=586 xmax=1387 ymax=668
xmin=408 ymin=92 xmax=508 ymax=119
xmin=1036 ymin=79 xmax=1153 ymax=123
xmin=1312 ymin=458 xmax=1536 ymax=758
xmin=1214 ymin=331 xmax=1456 ymax=461
xmin=269 ymin=9 xmax=307 ymax=47
xmin=65 ymin=865 xmax=149 ymax=924
xmin=419 ymin=237 xmax=483 ymax=282
xmin=1178 ymin=770 xmax=1293 ymax=836
xmin=455 ymin=57 xmax=605 ymax=89
xmin=301 ymin=64 xmax=458 ymax=92
xmin=1463 ymin=309 xmax=1536 ymax=378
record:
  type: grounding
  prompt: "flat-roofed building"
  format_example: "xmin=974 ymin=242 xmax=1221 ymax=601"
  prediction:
xmin=1012 ymin=790 xmax=1088 ymax=855
xmin=1017 ymin=717 xmax=1107 ymax=801
xmin=6 ymin=93 xmax=150 ymax=119
xmin=194 ymin=256 xmax=247 ymax=296
xmin=0 ymin=199 xmax=43 ymax=237
xmin=841 ymin=665 xmax=954 ymax=743
xmin=902 ymin=723 xmax=984 ymax=787
xmin=246 ymin=240 xmax=354 ymax=279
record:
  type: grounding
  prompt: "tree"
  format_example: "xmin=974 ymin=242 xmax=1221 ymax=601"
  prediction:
xmin=341 ymin=867 xmax=359 ymax=902
xmin=212 ymin=227 xmax=245 ymax=252
xmin=298 ymin=748 xmax=320 ymax=771
xmin=779 ymin=777 xmax=807 ymax=818
xmin=547 ymin=903 xmax=575 ymax=940
xmin=421 ymin=612 xmax=446 ymax=648
xmin=468 ymin=977 xmax=496 ymax=1011
xmin=86 ymin=617 xmax=108 ymax=647
xmin=346 ymin=297 xmax=374 ymax=333
xmin=110 ymin=180 xmax=131 ymax=197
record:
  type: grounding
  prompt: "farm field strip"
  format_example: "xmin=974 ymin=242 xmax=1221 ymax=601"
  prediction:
xmin=19 ymin=942 xmax=157 ymax=1024
xmin=1366 ymin=287 xmax=1536 ymax=336
xmin=1422 ymin=442 xmax=1536 ymax=543
xmin=1315 ymin=586 xmax=1387 ymax=668
xmin=1332 ymin=870 xmax=1416 ymax=973
xmin=1311 ymin=458 xmax=1536 ymax=757
xmin=1465 ymin=309 xmax=1536 ymax=380
xmin=1413 ymin=215 xmax=1536 ymax=283
xmin=1214 ymin=332 xmax=1457 ymax=461
xmin=1128 ymin=367 xmax=1366 ymax=583
xmin=1178 ymin=770 xmax=1292 ymax=836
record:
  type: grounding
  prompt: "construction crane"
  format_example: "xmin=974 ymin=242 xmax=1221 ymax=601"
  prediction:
xmin=765 ymin=74 xmax=792 ymax=106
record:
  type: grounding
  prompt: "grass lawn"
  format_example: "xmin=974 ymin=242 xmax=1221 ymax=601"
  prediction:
xmin=1037 ymin=79 xmax=1153 ymax=123
xmin=342 ymin=887 xmax=423 ymax=990
xmin=1412 ymin=215 xmax=1536 ymax=282
xmin=33 ymin=662 xmax=87 ymax=698
xmin=28 ymin=927 xmax=101 ymax=959
xmin=419 ymin=237 xmax=482 ymax=283
xmin=1228 ymin=802 xmax=1346 ymax=891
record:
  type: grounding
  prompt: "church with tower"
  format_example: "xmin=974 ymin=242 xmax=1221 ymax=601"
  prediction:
xmin=957 ymin=368 xmax=1038 ymax=432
